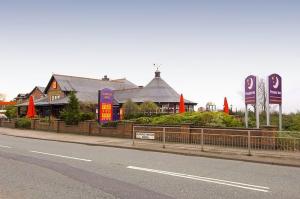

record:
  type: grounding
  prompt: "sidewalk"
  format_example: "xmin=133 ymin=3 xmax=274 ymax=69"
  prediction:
xmin=0 ymin=127 xmax=299 ymax=167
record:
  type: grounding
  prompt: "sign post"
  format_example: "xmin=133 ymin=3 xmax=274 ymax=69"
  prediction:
xmin=245 ymin=75 xmax=259 ymax=128
xmin=267 ymin=74 xmax=282 ymax=130
xmin=255 ymin=76 xmax=260 ymax=129
xmin=98 ymin=88 xmax=113 ymax=124
xmin=266 ymin=76 xmax=270 ymax=126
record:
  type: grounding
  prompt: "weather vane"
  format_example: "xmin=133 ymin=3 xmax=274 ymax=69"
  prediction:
xmin=153 ymin=63 xmax=161 ymax=71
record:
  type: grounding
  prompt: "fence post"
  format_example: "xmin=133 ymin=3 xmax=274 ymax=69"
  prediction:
xmin=248 ymin=130 xmax=252 ymax=156
xmin=201 ymin=128 xmax=204 ymax=152
xmin=56 ymin=120 xmax=60 ymax=133
xmin=132 ymin=126 xmax=135 ymax=146
xmin=294 ymin=138 xmax=296 ymax=152
xmin=163 ymin=127 xmax=166 ymax=148
xmin=88 ymin=121 xmax=92 ymax=136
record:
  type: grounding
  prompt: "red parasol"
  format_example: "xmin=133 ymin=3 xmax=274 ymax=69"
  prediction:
xmin=26 ymin=96 xmax=36 ymax=118
xmin=179 ymin=94 xmax=185 ymax=113
xmin=223 ymin=97 xmax=229 ymax=115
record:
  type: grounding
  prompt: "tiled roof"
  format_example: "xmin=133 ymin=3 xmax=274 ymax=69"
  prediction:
xmin=16 ymin=96 xmax=49 ymax=107
xmin=20 ymin=71 xmax=197 ymax=106
xmin=114 ymin=76 xmax=196 ymax=104
xmin=45 ymin=74 xmax=138 ymax=93
xmin=37 ymin=86 xmax=46 ymax=93
xmin=28 ymin=86 xmax=46 ymax=96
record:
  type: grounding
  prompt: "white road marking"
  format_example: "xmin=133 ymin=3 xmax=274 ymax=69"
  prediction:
xmin=0 ymin=145 xmax=12 ymax=148
xmin=127 ymin=166 xmax=270 ymax=193
xmin=30 ymin=151 xmax=92 ymax=162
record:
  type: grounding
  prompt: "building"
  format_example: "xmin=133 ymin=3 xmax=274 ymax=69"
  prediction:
xmin=17 ymin=70 xmax=197 ymax=118
xmin=15 ymin=86 xmax=46 ymax=104
xmin=15 ymin=86 xmax=46 ymax=116
xmin=14 ymin=93 xmax=28 ymax=104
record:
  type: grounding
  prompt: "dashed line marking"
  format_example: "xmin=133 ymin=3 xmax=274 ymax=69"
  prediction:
xmin=127 ymin=166 xmax=270 ymax=193
xmin=30 ymin=151 xmax=92 ymax=162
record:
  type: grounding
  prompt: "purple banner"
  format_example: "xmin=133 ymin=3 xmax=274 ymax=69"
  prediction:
xmin=269 ymin=74 xmax=282 ymax=104
xmin=245 ymin=75 xmax=256 ymax=105
xmin=98 ymin=88 xmax=113 ymax=124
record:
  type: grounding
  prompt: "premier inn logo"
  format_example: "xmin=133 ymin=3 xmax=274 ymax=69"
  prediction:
xmin=271 ymin=75 xmax=280 ymax=89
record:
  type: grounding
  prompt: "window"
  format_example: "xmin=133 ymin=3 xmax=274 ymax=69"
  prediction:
xmin=161 ymin=104 xmax=169 ymax=113
xmin=50 ymin=95 xmax=60 ymax=101
xmin=52 ymin=81 xmax=57 ymax=89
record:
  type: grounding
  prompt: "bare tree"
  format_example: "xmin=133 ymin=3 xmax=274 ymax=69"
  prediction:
xmin=257 ymin=78 xmax=267 ymax=114
xmin=0 ymin=93 xmax=6 ymax=101
xmin=239 ymin=78 xmax=267 ymax=114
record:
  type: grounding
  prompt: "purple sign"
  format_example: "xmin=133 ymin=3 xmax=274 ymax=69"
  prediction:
xmin=269 ymin=74 xmax=282 ymax=104
xmin=98 ymin=88 xmax=113 ymax=124
xmin=245 ymin=75 xmax=256 ymax=105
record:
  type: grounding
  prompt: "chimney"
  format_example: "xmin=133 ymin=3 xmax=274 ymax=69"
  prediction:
xmin=155 ymin=69 xmax=161 ymax=78
xmin=102 ymin=75 xmax=109 ymax=81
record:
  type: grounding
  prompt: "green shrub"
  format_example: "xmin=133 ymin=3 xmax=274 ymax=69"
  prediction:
xmin=102 ymin=121 xmax=118 ymax=128
xmin=39 ymin=117 xmax=50 ymax=123
xmin=80 ymin=112 xmax=95 ymax=121
xmin=135 ymin=117 xmax=153 ymax=124
xmin=15 ymin=118 xmax=31 ymax=129
xmin=134 ymin=112 xmax=243 ymax=127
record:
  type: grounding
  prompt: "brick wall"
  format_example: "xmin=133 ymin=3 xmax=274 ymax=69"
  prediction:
xmin=29 ymin=119 xmax=134 ymax=138
xmin=1 ymin=119 xmax=276 ymax=148
xmin=0 ymin=119 xmax=16 ymax=128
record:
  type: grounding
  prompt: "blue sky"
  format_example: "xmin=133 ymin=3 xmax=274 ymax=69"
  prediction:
xmin=0 ymin=0 xmax=299 ymax=112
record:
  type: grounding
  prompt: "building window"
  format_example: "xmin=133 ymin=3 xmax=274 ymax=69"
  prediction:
xmin=50 ymin=95 xmax=60 ymax=101
xmin=52 ymin=81 xmax=57 ymax=89
xmin=161 ymin=104 xmax=169 ymax=113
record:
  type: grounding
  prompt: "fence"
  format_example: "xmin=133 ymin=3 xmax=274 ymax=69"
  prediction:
xmin=133 ymin=126 xmax=300 ymax=157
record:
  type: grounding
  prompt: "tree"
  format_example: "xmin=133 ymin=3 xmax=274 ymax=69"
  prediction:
xmin=140 ymin=101 xmax=159 ymax=115
xmin=257 ymin=78 xmax=267 ymax=113
xmin=79 ymin=102 xmax=96 ymax=121
xmin=239 ymin=78 xmax=267 ymax=114
xmin=122 ymin=99 xmax=140 ymax=119
xmin=5 ymin=105 xmax=17 ymax=119
xmin=60 ymin=92 xmax=81 ymax=125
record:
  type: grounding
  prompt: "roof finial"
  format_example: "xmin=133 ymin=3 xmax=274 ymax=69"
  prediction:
xmin=154 ymin=64 xmax=161 ymax=78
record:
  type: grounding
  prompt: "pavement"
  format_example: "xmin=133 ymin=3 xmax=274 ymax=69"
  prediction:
xmin=0 ymin=127 xmax=300 ymax=167
xmin=0 ymin=131 xmax=300 ymax=199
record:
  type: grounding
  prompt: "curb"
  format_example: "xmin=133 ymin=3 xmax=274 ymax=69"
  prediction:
xmin=1 ymin=132 xmax=300 ymax=168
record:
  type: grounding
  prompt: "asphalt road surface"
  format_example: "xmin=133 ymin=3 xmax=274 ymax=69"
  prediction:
xmin=0 ymin=133 xmax=299 ymax=199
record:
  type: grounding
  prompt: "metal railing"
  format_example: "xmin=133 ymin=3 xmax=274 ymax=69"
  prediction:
xmin=132 ymin=126 xmax=300 ymax=157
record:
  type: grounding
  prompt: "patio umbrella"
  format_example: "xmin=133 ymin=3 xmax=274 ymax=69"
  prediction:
xmin=179 ymin=94 xmax=185 ymax=113
xmin=223 ymin=97 xmax=229 ymax=115
xmin=26 ymin=96 xmax=36 ymax=118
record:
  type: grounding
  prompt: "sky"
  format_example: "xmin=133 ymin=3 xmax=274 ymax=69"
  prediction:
xmin=0 ymin=0 xmax=299 ymax=113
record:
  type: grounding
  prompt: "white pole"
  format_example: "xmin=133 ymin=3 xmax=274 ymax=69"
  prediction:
xmin=256 ymin=76 xmax=260 ymax=129
xmin=245 ymin=104 xmax=248 ymax=128
xmin=266 ymin=76 xmax=270 ymax=126
xmin=279 ymin=104 xmax=282 ymax=131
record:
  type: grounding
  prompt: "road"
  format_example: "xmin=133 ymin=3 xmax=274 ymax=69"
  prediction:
xmin=0 ymin=133 xmax=299 ymax=199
